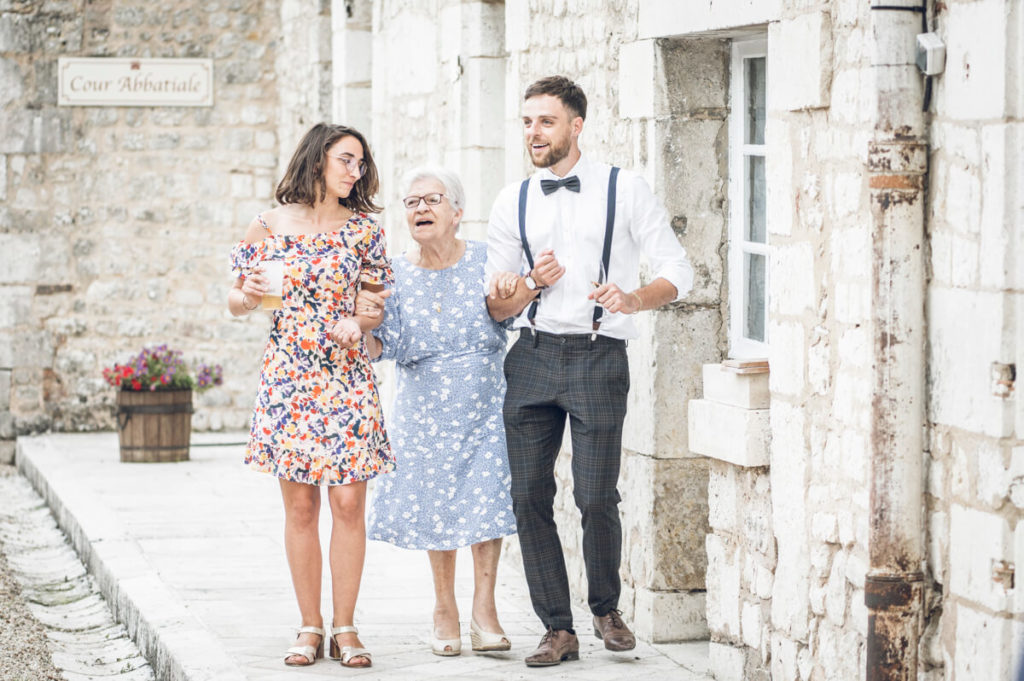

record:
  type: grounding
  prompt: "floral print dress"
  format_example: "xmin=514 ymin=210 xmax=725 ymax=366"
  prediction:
xmin=366 ymin=241 xmax=515 ymax=550
xmin=230 ymin=213 xmax=395 ymax=486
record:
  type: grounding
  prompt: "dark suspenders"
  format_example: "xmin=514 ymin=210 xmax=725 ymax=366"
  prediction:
xmin=517 ymin=178 xmax=538 ymax=324
xmin=594 ymin=167 xmax=620 ymax=328
xmin=517 ymin=167 xmax=620 ymax=337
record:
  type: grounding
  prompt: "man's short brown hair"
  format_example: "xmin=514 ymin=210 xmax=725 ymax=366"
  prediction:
xmin=524 ymin=76 xmax=587 ymax=121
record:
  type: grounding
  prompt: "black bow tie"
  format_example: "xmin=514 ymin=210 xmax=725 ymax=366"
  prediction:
xmin=540 ymin=176 xmax=581 ymax=195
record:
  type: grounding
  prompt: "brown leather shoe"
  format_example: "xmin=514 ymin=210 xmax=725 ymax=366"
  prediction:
xmin=593 ymin=610 xmax=636 ymax=651
xmin=524 ymin=628 xmax=580 ymax=667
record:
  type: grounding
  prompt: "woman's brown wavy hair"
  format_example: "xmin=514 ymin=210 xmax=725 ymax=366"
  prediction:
xmin=275 ymin=123 xmax=382 ymax=213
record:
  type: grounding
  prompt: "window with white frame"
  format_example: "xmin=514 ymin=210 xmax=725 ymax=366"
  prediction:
xmin=728 ymin=37 xmax=768 ymax=359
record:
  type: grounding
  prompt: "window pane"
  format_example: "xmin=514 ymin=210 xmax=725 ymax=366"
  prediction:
xmin=746 ymin=155 xmax=766 ymax=243
xmin=744 ymin=252 xmax=766 ymax=342
xmin=745 ymin=57 xmax=766 ymax=145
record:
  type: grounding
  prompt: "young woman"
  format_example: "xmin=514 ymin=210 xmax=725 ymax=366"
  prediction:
xmin=228 ymin=123 xmax=393 ymax=669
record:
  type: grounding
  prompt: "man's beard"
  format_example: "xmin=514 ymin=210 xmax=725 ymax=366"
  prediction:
xmin=529 ymin=135 xmax=571 ymax=169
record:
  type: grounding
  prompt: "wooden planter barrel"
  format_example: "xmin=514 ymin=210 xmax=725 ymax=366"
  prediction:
xmin=116 ymin=389 xmax=193 ymax=463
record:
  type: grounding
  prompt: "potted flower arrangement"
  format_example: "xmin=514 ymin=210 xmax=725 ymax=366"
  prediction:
xmin=103 ymin=345 xmax=223 ymax=463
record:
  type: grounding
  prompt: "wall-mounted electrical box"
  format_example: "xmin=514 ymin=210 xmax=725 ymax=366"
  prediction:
xmin=916 ymin=32 xmax=946 ymax=76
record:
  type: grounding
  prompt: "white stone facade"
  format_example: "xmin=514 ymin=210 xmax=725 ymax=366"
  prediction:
xmin=1 ymin=1 xmax=1021 ymax=679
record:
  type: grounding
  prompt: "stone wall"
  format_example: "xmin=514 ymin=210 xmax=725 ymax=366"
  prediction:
xmin=677 ymin=0 xmax=1023 ymax=678
xmin=764 ymin=2 xmax=874 ymax=679
xmin=924 ymin=1 xmax=1023 ymax=679
xmin=0 ymin=0 xmax=308 ymax=458
xmin=369 ymin=0 xmax=505 ymax=246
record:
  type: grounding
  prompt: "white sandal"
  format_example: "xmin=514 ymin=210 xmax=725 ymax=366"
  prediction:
xmin=284 ymin=625 xmax=325 ymax=666
xmin=431 ymin=624 xmax=462 ymax=656
xmin=330 ymin=624 xmax=373 ymax=668
xmin=470 ymin=617 xmax=510 ymax=652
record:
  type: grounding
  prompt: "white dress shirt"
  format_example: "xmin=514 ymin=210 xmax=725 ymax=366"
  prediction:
xmin=485 ymin=155 xmax=694 ymax=339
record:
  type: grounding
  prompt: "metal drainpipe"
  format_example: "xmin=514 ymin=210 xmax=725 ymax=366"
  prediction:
xmin=865 ymin=1 xmax=927 ymax=680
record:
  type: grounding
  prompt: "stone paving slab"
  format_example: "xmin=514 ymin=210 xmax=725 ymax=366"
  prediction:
xmin=16 ymin=433 xmax=712 ymax=681
xmin=0 ymin=472 xmax=155 ymax=681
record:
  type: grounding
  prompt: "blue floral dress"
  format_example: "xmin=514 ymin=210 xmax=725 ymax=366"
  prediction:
xmin=367 ymin=240 xmax=515 ymax=550
xmin=229 ymin=213 xmax=395 ymax=486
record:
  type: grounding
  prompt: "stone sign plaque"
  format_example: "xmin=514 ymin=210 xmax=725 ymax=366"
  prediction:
xmin=58 ymin=58 xmax=214 ymax=107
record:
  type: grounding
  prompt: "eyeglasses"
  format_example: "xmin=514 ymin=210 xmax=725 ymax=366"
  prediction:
xmin=328 ymin=154 xmax=368 ymax=178
xmin=402 ymin=193 xmax=446 ymax=210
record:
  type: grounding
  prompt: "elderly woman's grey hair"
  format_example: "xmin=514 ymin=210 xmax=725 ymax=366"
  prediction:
xmin=401 ymin=166 xmax=466 ymax=214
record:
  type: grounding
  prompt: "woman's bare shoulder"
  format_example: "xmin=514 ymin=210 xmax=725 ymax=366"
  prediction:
xmin=243 ymin=206 xmax=295 ymax=244
xmin=241 ymin=216 xmax=270 ymax=245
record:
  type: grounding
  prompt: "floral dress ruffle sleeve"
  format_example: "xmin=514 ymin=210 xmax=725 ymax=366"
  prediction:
xmin=357 ymin=217 xmax=393 ymax=287
xmin=373 ymin=284 xmax=404 ymax=363
xmin=229 ymin=239 xmax=267 ymax=279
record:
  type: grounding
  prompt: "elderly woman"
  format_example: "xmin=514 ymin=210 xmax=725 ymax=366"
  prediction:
xmin=360 ymin=166 xmax=517 ymax=656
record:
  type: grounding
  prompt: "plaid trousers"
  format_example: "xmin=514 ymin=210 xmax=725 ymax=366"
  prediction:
xmin=503 ymin=329 xmax=630 ymax=630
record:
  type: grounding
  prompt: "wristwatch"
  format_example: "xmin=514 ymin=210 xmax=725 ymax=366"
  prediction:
xmin=523 ymin=275 xmax=545 ymax=291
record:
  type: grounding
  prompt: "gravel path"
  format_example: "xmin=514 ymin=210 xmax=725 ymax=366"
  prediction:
xmin=0 ymin=465 xmax=62 ymax=681
xmin=0 ymin=465 xmax=154 ymax=681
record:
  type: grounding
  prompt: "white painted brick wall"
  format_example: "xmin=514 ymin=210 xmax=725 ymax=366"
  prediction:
xmin=770 ymin=401 xmax=810 ymax=639
xmin=979 ymin=123 xmax=1015 ymax=291
xmin=638 ymin=0 xmax=781 ymax=39
xmin=770 ymin=633 xmax=800 ymax=681
xmin=741 ymin=600 xmax=762 ymax=649
xmin=709 ymin=641 xmax=746 ymax=681
xmin=767 ymin=323 xmax=805 ymax=397
xmin=939 ymin=0 xmax=1011 ymax=120
xmin=706 ymin=532 xmax=741 ymax=638
xmin=1015 ymin=519 xmax=1024 ymax=615
xmin=930 ymin=287 xmax=1015 ymax=438
xmin=770 ymin=243 xmax=816 ymax=316
xmin=773 ymin=11 xmax=833 ymax=111
xmin=953 ymin=604 xmax=1018 ymax=681
xmin=949 ymin=504 xmax=1013 ymax=613
xmin=709 ymin=463 xmax=738 ymax=532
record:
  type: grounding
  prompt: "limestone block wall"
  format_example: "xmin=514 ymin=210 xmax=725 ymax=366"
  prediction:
xmin=278 ymin=0 xmax=333 ymax=177
xmin=759 ymin=3 xmax=877 ymax=678
xmin=690 ymin=364 xmax=772 ymax=680
xmin=679 ymin=0 xmax=1023 ymax=678
xmin=659 ymin=0 xmax=880 ymax=677
xmin=331 ymin=0 xmax=372 ymax=136
xmin=0 ymin=0 xmax=317 ymax=458
xmin=924 ymin=1 xmax=1023 ymax=679
xmin=368 ymin=0 xmax=505 ymax=250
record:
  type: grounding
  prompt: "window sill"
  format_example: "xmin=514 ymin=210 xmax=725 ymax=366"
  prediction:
xmin=687 ymin=362 xmax=771 ymax=467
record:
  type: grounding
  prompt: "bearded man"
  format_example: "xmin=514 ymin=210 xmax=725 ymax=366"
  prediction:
xmin=484 ymin=75 xmax=695 ymax=667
